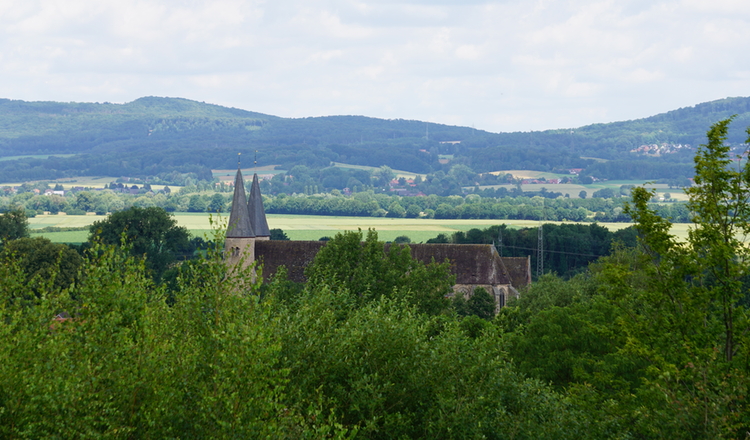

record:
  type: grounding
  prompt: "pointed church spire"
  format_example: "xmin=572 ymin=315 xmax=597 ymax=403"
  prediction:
xmin=248 ymin=173 xmax=271 ymax=237
xmin=227 ymin=165 xmax=255 ymax=238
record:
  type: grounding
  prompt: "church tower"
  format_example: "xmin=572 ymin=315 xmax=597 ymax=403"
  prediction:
xmin=225 ymin=166 xmax=255 ymax=268
xmin=249 ymin=173 xmax=271 ymax=240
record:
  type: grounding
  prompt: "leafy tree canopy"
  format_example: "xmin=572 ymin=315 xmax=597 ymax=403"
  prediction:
xmin=0 ymin=209 xmax=29 ymax=246
xmin=89 ymin=206 xmax=190 ymax=281
xmin=304 ymin=229 xmax=454 ymax=315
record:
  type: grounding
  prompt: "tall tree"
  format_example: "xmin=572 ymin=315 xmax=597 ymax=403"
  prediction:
xmin=0 ymin=209 xmax=29 ymax=246
xmin=611 ymin=117 xmax=750 ymax=437
xmin=89 ymin=206 xmax=190 ymax=281
xmin=304 ymin=229 xmax=454 ymax=315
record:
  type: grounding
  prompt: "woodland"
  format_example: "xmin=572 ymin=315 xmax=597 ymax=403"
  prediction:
xmin=0 ymin=118 xmax=749 ymax=438
xmin=1 ymin=96 xmax=750 ymax=185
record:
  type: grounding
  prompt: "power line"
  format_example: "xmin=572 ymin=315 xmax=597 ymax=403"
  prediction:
xmin=499 ymin=244 xmax=606 ymax=259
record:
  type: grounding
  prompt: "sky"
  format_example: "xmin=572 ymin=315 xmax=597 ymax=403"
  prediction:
xmin=1 ymin=0 xmax=748 ymax=133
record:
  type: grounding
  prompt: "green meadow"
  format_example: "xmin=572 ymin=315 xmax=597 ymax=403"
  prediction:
xmin=28 ymin=212 xmax=692 ymax=244
xmin=331 ymin=162 xmax=426 ymax=179
xmin=476 ymin=180 xmax=687 ymax=201
xmin=0 ymin=154 xmax=76 ymax=162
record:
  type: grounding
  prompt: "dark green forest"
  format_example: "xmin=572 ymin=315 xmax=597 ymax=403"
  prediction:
xmin=1 ymin=96 xmax=749 ymax=184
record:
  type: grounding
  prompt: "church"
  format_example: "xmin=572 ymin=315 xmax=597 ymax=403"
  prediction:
xmin=225 ymin=167 xmax=531 ymax=308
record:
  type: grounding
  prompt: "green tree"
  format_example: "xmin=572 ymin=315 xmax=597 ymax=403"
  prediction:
xmin=373 ymin=165 xmax=395 ymax=187
xmin=270 ymin=228 xmax=290 ymax=240
xmin=607 ymin=117 xmax=750 ymax=437
xmin=75 ymin=191 xmax=97 ymax=212
xmin=393 ymin=235 xmax=411 ymax=244
xmin=188 ymin=195 xmax=207 ymax=212
xmin=89 ymin=207 xmax=191 ymax=282
xmin=467 ymin=287 xmax=495 ymax=320
xmin=386 ymin=201 xmax=406 ymax=218
xmin=304 ymin=229 xmax=454 ymax=315
xmin=0 ymin=209 xmax=29 ymax=246
xmin=208 ymin=193 xmax=225 ymax=213
xmin=0 ymin=237 xmax=82 ymax=294
xmin=405 ymin=204 xmax=421 ymax=218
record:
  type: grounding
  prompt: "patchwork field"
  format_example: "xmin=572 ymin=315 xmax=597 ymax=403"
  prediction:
xmin=2 ymin=175 xmax=183 ymax=191
xmin=488 ymin=170 xmax=571 ymax=179
xmin=213 ymin=165 xmax=284 ymax=181
xmin=27 ymin=212 xmax=693 ymax=244
xmin=0 ymin=154 xmax=76 ymax=162
xmin=331 ymin=162 xmax=427 ymax=179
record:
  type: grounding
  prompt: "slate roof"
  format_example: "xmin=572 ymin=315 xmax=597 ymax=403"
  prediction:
xmin=255 ymin=240 xmax=324 ymax=282
xmin=226 ymin=168 xmax=255 ymax=238
xmin=248 ymin=173 xmax=271 ymax=237
xmin=404 ymin=243 xmax=514 ymax=286
xmin=500 ymin=256 xmax=532 ymax=288
xmin=255 ymin=240 xmax=530 ymax=289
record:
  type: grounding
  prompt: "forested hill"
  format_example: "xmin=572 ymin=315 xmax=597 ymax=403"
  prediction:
xmin=0 ymin=95 xmax=749 ymax=183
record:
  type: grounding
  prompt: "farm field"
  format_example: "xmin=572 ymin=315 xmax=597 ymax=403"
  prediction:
xmin=0 ymin=154 xmax=76 ymax=162
xmin=27 ymin=212 xmax=693 ymax=244
xmin=487 ymin=170 xmax=572 ymax=179
xmin=331 ymin=162 xmax=426 ymax=179
xmin=213 ymin=165 xmax=283 ymax=181
xmin=2 ymin=175 xmax=182 ymax=191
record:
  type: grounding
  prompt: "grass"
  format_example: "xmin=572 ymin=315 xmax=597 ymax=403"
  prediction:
xmin=29 ymin=212 xmax=693 ymax=244
xmin=30 ymin=230 xmax=89 ymax=243
xmin=580 ymin=156 xmax=609 ymax=163
xmin=2 ymin=175 xmax=182 ymax=191
xmin=331 ymin=162 xmax=426 ymax=179
xmin=212 ymin=165 xmax=284 ymax=180
xmin=488 ymin=170 xmax=572 ymax=179
xmin=0 ymin=154 xmax=76 ymax=162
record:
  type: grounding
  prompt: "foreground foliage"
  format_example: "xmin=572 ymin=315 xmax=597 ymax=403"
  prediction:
xmin=3 ymin=118 xmax=750 ymax=438
xmin=500 ymin=118 xmax=750 ymax=439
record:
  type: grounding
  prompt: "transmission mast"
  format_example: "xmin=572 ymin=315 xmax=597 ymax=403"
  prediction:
xmin=537 ymin=202 xmax=545 ymax=278
xmin=497 ymin=227 xmax=503 ymax=257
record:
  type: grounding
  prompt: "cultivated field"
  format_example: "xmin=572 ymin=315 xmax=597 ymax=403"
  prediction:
xmin=2 ymin=175 xmax=182 ymax=191
xmin=29 ymin=212 xmax=693 ymax=244
xmin=213 ymin=165 xmax=284 ymax=181
xmin=331 ymin=162 xmax=426 ymax=179
xmin=488 ymin=170 xmax=571 ymax=179
xmin=0 ymin=154 xmax=76 ymax=162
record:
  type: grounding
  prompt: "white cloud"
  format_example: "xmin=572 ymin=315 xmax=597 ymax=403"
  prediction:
xmin=0 ymin=0 xmax=748 ymax=132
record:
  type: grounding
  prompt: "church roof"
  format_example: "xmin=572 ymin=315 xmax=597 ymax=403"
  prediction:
xmin=226 ymin=168 xmax=255 ymax=238
xmin=248 ymin=173 xmax=271 ymax=237
xmin=404 ymin=243 xmax=514 ymax=286
xmin=255 ymin=240 xmax=530 ymax=289
xmin=256 ymin=240 xmax=325 ymax=282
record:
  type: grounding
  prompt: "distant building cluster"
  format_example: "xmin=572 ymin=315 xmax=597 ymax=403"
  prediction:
xmin=520 ymin=178 xmax=562 ymax=185
xmin=630 ymin=143 xmax=692 ymax=155
xmin=388 ymin=178 xmax=425 ymax=197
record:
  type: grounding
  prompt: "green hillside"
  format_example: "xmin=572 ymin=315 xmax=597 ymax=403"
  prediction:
xmin=0 ymin=95 xmax=748 ymax=184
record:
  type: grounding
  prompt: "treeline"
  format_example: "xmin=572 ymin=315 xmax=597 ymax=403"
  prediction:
xmin=425 ymin=223 xmax=638 ymax=279
xmin=1 ymin=182 xmax=693 ymax=223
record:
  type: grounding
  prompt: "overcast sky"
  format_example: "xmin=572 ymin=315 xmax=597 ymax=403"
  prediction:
xmin=1 ymin=0 xmax=748 ymax=132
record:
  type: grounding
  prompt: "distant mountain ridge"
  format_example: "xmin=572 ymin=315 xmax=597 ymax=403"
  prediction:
xmin=0 ymin=95 xmax=748 ymax=183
